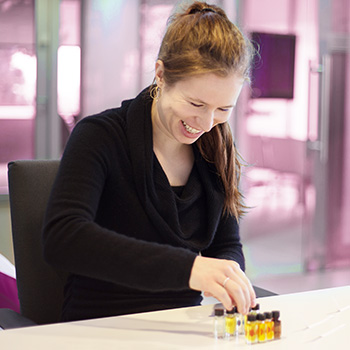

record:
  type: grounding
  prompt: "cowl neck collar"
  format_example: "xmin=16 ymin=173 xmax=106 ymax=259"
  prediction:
xmin=125 ymin=87 xmax=224 ymax=251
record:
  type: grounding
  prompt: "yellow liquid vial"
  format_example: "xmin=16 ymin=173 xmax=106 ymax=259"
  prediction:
xmin=225 ymin=314 xmax=236 ymax=337
xmin=258 ymin=321 xmax=267 ymax=342
xmin=266 ymin=319 xmax=274 ymax=340
xmin=257 ymin=313 xmax=267 ymax=343
xmin=245 ymin=315 xmax=258 ymax=344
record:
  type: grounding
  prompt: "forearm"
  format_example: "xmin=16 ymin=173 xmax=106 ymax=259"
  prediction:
xmin=43 ymin=217 xmax=197 ymax=292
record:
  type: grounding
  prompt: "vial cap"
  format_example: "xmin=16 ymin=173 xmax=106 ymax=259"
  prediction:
xmin=252 ymin=303 xmax=260 ymax=311
xmin=214 ymin=308 xmax=224 ymax=316
xmin=272 ymin=310 xmax=280 ymax=320
xmin=226 ymin=308 xmax=235 ymax=314
xmin=247 ymin=314 xmax=257 ymax=322
xmin=256 ymin=313 xmax=266 ymax=321
xmin=264 ymin=311 xmax=272 ymax=319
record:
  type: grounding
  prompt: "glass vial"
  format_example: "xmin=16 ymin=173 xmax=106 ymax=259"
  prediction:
xmin=233 ymin=306 xmax=241 ymax=336
xmin=245 ymin=303 xmax=259 ymax=334
xmin=236 ymin=312 xmax=245 ymax=335
xmin=225 ymin=307 xmax=237 ymax=339
xmin=244 ymin=308 xmax=251 ymax=335
xmin=272 ymin=310 xmax=281 ymax=340
xmin=245 ymin=314 xmax=258 ymax=344
xmin=257 ymin=313 xmax=267 ymax=343
xmin=213 ymin=308 xmax=225 ymax=339
xmin=264 ymin=312 xmax=274 ymax=341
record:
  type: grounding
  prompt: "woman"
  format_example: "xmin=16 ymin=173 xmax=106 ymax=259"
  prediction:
xmin=43 ymin=1 xmax=256 ymax=322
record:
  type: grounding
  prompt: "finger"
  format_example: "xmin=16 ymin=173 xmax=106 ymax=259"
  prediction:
xmin=231 ymin=262 xmax=254 ymax=291
xmin=222 ymin=269 xmax=254 ymax=314
xmin=209 ymin=281 xmax=234 ymax=311
xmin=224 ymin=278 xmax=248 ymax=314
xmin=230 ymin=263 xmax=256 ymax=306
xmin=214 ymin=274 xmax=246 ymax=312
xmin=232 ymin=273 xmax=255 ymax=310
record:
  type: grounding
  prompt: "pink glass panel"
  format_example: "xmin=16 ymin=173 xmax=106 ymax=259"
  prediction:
xmin=0 ymin=0 xmax=35 ymax=194
xmin=57 ymin=45 xmax=81 ymax=129
xmin=58 ymin=0 xmax=81 ymax=133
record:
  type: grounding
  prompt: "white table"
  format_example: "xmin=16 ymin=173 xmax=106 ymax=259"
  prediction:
xmin=0 ymin=286 xmax=349 ymax=349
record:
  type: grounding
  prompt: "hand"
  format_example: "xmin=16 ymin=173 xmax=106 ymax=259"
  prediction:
xmin=189 ymin=256 xmax=256 ymax=314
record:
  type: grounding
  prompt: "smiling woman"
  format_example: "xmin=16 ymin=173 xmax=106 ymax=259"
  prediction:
xmin=42 ymin=1 xmax=257 ymax=322
xmin=151 ymin=70 xmax=244 ymax=188
xmin=152 ymin=1 xmax=254 ymax=219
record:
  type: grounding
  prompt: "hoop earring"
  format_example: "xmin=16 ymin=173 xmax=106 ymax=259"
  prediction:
xmin=150 ymin=85 xmax=161 ymax=101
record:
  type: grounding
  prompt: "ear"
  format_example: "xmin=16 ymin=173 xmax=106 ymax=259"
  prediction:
xmin=155 ymin=60 xmax=165 ymax=88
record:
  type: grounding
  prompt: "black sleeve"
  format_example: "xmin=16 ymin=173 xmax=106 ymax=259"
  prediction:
xmin=201 ymin=214 xmax=245 ymax=271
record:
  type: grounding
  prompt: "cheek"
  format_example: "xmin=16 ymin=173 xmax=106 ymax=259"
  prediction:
xmin=171 ymin=104 xmax=193 ymax=121
xmin=214 ymin=113 xmax=231 ymax=125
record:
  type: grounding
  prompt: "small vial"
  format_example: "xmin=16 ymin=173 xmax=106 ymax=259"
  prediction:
xmin=243 ymin=307 xmax=251 ymax=335
xmin=257 ymin=313 xmax=267 ymax=343
xmin=264 ymin=312 xmax=274 ymax=341
xmin=236 ymin=312 xmax=244 ymax=335
xmin=272 ymin=310 xmax=281 ymax=340
xmin=213 ymin=308 xmax=225 ymax=339
xmin=245 ymin=314 xmax=258 ymax=344
xmin=225 ymin=307 xmax=237 ymax=339
xmin=233 ymin=306 xmax=241 ymax=336
xmin=244 ymin=304 xmax=259 ymax=334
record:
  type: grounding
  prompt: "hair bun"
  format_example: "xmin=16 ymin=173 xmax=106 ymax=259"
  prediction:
xmin=188 ymin=1 xmax=217 ymax=15
xmin=201 ymin=8 xmax=216 ymax=13
xmin=189 ymin=7 xmax=216 ymax=14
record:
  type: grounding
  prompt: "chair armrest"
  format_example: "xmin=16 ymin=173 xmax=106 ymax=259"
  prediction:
xmin=253 ymin=285 xmax=277 ymax=298
xmin=0 ymin=308 xmax=37 ymax=329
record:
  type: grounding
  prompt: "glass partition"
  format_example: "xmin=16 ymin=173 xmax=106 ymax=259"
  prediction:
xmin=0 ymin=0 xmax=81 ymax=194
xmin=0 ymin=0 xmax=35 ymax=194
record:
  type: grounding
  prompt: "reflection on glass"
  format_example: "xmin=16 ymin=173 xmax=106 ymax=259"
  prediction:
xmin=0 ymin=0 xmax=35 ymax=194
xmin=58 ymin=0 xmax=81 ymax=135
xmin=0 ymin=47 xmax=36 ymax=119
xmin=57 ymin=45 xmax=81 ymax=130
xmin=0 ymin=0 xmax=82 ymax=193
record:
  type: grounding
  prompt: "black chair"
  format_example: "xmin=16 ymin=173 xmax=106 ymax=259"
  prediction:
xmin=0 ymin=160 xmax=67 ymax=329
xmin=0 ymin=159 xmax=276 ymax=330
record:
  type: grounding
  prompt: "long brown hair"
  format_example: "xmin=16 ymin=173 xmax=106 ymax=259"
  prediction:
xmin=156 ymin=1 xmax=254 ymax=219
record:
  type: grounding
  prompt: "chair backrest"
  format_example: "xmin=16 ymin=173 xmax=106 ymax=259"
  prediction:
xmin=7 ymin=160 xmax=68 ymax=325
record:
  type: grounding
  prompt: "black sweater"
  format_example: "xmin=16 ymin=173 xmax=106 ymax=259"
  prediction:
xmin=42 ymin=88 xmax=245 ymax=321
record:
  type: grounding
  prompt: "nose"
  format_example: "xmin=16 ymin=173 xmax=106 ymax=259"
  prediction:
xmin=199 ymin=111 xmax=215 ymax=132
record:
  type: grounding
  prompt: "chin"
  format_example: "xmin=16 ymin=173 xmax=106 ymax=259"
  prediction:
xmin=182 ymin=136 xmax=200 ymax=145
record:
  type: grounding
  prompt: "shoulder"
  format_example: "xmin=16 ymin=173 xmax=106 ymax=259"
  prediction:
xmin=72 ymin=97 xmax=137 ymax=141
xmin=66 ymin=88 xmax=151 ymax=151
xmin=78 ymin=104 xmax=127 ymax=132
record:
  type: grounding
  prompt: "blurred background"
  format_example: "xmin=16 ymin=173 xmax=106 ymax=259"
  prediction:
xmin=0 ymin=0 xmax=349 ymax=295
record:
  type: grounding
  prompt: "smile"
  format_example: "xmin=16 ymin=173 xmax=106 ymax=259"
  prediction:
xmin=182 ymin=121 xmax=201 ymax=134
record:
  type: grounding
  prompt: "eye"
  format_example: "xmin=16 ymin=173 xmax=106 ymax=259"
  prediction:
xmin=218 ymin=107 xmax=232 ymax=112
xmin=190 ymin=102 xmax=203 ymax=108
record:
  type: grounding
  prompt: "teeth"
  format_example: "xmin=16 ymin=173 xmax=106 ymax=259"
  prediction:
xmin=182 ymin=121 xmax=201 ymax=134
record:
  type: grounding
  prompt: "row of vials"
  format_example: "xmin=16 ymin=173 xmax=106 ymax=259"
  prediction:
xmin=213 ymin=304 xmax=282 ymax=344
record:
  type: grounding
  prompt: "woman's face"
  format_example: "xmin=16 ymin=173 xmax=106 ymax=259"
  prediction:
xmin=152 ymin=61 xmax=244 ymax=146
